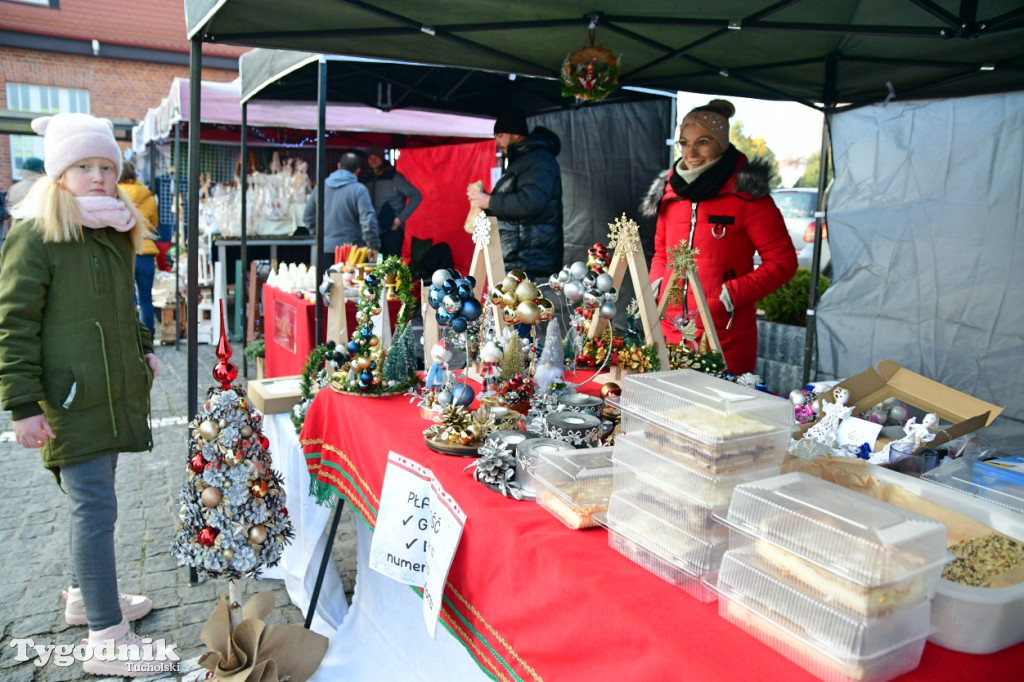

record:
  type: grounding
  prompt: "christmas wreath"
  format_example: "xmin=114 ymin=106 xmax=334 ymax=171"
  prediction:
xmin=332 ymin=256 xmax=419 ymax=395
xmin=560 ymin=45 xmax=621 ymax=101
xmin=291 ymin=343 xmax=347 ymax=434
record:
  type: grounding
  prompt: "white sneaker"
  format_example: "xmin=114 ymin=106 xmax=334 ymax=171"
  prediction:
xmin=81 ymin=618 xmax=180 ymax=678
xmin=63 ymin=587 xmax=153 ymax=625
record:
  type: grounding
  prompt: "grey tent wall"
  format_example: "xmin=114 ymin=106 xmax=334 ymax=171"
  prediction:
xmin=816 ymin=91 xmax=1024 ymax=453
xmin=529 ymin=99 xmax=673 ymax=330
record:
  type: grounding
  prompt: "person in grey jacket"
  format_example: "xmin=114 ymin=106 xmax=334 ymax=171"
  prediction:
xmin=364 ymin=145 xmax=422 ymax=258
xmin=303 ymin=152 xmax=379 ymax=259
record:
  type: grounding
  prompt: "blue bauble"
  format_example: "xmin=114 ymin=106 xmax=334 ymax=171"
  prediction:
xmin=369 ymin=361 xmax=377 ymax=370
xmin=456 ymin=281 xmax=473 ymax=300
xmin=466 ymin=275 xmax=477 ymax=289
xmin=442 ymin=278 xmax=457 ymax=295
xmin=451 ymin=383 xmax=475 ymax=407
xmin=360 ymin=372 xmax=373 ymax=383
xmin=451 ymin=316 xmax=468 ymax=333
xmin=427 ymin=285 xmax=445 ymax=309
xmin=347 ymin=340 xmax=360 ymax=354
xmin=360 ymin=327 xmax=373 ymax=339
xmin=436 ymin=309 xmax=451 ymax=326
xmin=365 ymin=273 xmax=380 ymax=288
xmin=459 ymin=297 xmax=482 ymax=322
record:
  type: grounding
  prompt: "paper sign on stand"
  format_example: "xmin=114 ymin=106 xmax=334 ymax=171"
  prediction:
xmin=369 ymin=452 xmax=466 ymax=636
xmin=836 ymin=417 xmax=883 ymax=451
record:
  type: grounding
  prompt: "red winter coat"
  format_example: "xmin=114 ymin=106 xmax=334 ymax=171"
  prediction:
xmin=644 ymin=149 xmax=796 ymax=374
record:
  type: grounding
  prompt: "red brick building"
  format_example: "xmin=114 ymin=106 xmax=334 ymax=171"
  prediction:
xmin=0 ymin=0 xmax=247 ymax=186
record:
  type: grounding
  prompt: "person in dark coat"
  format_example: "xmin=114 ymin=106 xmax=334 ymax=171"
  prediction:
xmin=642 ymin=99 xmax=797 ymax=375
xmin=468 ymin=110 xmax=563 ymax=279
xmin=363 ymin=145 xmax=422 ymax=258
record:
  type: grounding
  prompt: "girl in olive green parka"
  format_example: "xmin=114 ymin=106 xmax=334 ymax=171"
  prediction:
xmin=0 ymin=113 xmax=170 ymax=677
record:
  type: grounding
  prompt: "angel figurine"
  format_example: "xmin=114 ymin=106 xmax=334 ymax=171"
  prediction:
xmin=805 ymin=387 xmax=854 ymax=446
xmin=873 ymin=412 xmax=939 ymax=464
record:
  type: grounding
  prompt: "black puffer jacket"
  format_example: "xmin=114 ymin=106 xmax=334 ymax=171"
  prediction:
xmin=488 ymin=127 xmax=563 ymax=279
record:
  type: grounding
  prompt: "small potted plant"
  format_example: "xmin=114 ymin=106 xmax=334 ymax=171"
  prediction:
xmin=245 ymin=339 xmax=266 ymax=380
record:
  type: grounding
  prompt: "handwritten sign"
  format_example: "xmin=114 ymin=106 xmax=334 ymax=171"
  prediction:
xmin=369 ymin=452 xmax=466 ymax=636
xmin=836 ymin=416 xmax=883 ymax=451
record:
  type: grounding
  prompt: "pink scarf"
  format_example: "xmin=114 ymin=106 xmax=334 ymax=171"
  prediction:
xmin=75 ymin=196 xmax=135 ymax=232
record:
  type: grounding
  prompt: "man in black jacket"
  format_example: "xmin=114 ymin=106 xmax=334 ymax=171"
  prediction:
xmin=468 ymin=111 xmax=563 ymax=279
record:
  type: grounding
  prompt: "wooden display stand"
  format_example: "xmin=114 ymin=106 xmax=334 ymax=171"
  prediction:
xmin=466 ymin=211 xmax=507 ymax=383
xmin=654 ymin=266 xmax=722 ymax=353
xmin=324 ymin=270 xmax=349 ymax=348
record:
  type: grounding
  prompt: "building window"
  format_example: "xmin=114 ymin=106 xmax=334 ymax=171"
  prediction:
xmin=7 ymin=83 xmax=88 ymax=180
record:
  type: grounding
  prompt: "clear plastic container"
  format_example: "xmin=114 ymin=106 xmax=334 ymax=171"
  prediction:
xmin=602 ymin=492 xmax=727 ymax=572
xmin=617 ymin=370 xmax=794 ymax=474
xmin=614 ymin=433 xmax=783 ymax=511
xmin=922 ymin=458 xmax=1024 ymax=515
xmin=595 ymin=511 xmax=716 ymax=602
xmin=610 ymin=471 xmax=718 ymax=536
xmin=723 ymin=537 xmax=938 ymax=619
xmin=715 ymin=549 xmax=932 ymax=682
xmin=534 ymin=447 xmax=615 ymax=529
xmin=722 ymin=473 xmax=951 ymax=587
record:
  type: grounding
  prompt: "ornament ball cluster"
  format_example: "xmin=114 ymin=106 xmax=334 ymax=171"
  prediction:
xmin=489 ymin=269 xmax=553 ymax=326
xmin=426 ymin=268 xmax=483 ymax=333
xmin=549 ymin=246 xmax=618 ymax=320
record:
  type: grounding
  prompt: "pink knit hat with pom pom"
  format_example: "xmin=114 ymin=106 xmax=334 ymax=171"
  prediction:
xmin=31 ymin=113 xmax=123 ymax=181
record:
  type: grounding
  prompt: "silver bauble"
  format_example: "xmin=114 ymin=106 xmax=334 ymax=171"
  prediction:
xmin=583 ymin=288 xmax=602 ymax=309
xmin=557 ymin=268 xmax=571 ymax=283
xmin=442 ymin=295 xmax=462 ymax=314
xmin=248 ymin=524 xmax=268 ymax=545
xmin=603 ymin=287 xmax=619 ymax=303
xmin=431 ymin=269 xmax=450 ymax=288
xmin=789 ymin=389 xmax=807 ymax=406
xmin=240 ymin=425 xmax=253 ymax=438
xmin=569 ymin=261 xmax=588 ymax=280
xmin=198 ymin=420 xmax=220 ymax=441
xmin=598 ymin=301 xmax=617 ymax=320
xmin=595 ymin=273 xmax=614 ymax=292
xmin=563 ymin=279 xmax=585 ymax=302
xmin=583 ymin=270 xmax=598 ymax=288
xmin=889 ymin=404 xmax=908 ymax=424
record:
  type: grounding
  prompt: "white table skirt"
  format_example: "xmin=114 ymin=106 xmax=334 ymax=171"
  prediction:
xmin=263 ymin=413 xmax=487 ymax=681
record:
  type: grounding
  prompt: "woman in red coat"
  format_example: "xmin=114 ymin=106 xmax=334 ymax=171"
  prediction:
xmin=643 ymin=99 xmax=797 ymax=375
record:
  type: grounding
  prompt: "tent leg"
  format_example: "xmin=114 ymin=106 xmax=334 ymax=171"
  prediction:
xmin=304 ymin=497 xmax=346 ymax=629
xmin=801 ymin=111 xmax=832 ymax=387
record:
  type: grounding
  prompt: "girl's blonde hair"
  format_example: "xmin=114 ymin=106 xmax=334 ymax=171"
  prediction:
xmin=9 ymin=175 xmax=151 ymax=251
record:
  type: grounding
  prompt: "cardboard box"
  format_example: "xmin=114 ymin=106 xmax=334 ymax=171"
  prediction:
xmin=800 ymin=359 xmax=1003 ymax=450
xmin=247 ymin=376 xmax=305 ymax=415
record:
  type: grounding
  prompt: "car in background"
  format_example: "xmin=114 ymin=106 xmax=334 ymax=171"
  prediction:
xmin=770 ymin=187 xmax=830 ymax=274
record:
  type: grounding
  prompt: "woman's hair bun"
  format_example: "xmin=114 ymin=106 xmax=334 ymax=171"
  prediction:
xmin=702 ymin=99 xmax=736 ymax=119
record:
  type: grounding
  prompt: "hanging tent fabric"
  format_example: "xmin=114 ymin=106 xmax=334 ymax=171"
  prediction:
xmin=186 ymin=2 xmax=1024 ymax=450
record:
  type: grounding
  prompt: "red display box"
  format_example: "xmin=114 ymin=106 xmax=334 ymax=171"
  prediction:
xmin=263 ymin=284 xmax=404 ymax=379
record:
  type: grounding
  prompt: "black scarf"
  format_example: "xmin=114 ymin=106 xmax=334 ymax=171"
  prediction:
xmin=668 ymin=145 xmax=740 ymax=202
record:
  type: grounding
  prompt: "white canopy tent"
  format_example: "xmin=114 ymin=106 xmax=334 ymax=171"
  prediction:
xmin=131 ymin=77 xmax=495 ymax=153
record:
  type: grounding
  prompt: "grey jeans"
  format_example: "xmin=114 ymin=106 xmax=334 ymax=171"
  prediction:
xmin=62 ymin=453 xmax=122 ymax=630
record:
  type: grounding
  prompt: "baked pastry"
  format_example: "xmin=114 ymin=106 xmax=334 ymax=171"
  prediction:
xmin=638 ymin=404 xmax=784 ymax=474
xmin=751 ymin=541 xmax=928 ymax=617
xmin=537 ymin=489 xmax=607 ymax=529
xmin=614 ymin=485 xmax=716 ymax=535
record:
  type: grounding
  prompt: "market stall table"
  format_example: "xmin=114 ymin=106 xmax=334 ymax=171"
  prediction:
xmin=297 ymin=385 xmax=1024 ymax=682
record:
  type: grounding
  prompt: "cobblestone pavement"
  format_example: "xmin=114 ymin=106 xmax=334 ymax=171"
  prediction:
xmin=0 ymin=338 xmax=357 ymax=681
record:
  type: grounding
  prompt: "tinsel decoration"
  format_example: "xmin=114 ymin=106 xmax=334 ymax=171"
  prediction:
xmin=666 ymin=241 xmax=700 ymax=307
xmin=576 ymin=300 xmax=660 ymax=373
xmin=667 ymin=335 xmax=727 ymax=376
xmin=332 ymin=256 xmax=418 ymax=395
xmin=292 ymin=342 xmax=346 ymax=434
xmin=172 ymin=302 xmax=294 ymax=579
xmin=559 ymin=14 xmax=620 ymax=102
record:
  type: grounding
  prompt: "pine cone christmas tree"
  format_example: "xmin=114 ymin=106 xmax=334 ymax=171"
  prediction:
xmin=172 ymin=303 xmax=294 ymax=579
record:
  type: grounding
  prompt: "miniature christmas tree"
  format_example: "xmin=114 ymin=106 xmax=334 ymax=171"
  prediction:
xmin=500 ymin=333 xmax=525 ymax=381
xmin=382 ymin=322 xmax=418 ymax=387
xmin=172 ymin=303 xmax=294 ymax=579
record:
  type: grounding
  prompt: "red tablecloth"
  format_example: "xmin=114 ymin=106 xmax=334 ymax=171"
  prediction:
xmin=299 ymin=387 xmax=1023 ymax=682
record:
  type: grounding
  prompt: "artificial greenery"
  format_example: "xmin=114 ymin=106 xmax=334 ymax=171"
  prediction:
xmin=243 ymin=339 xmax=265 ymax=362
xmin=757 ymin=267 xmax=830 ymax=326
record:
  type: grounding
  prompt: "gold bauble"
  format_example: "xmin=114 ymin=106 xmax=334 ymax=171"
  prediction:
xmin=502 ymin=307 xmax=519 ymax=324
xmin=369 ymin=335 xmax=380 ymax=347
xmin=507 ymin=269 xmax=528 ymax=283
xmin=516 ymin=300 xmax=541 ymax=325
xmin=199 ymin=420 xmax=220 ymax=441
xmin=459 ymin=424 xmax=482 ymax=445
xmin=222 ymin=548 xmax=235 ymax=561
xmin=356 ymin=310 xmax=367 ymax=322
xmin=501 ymin=290 xmax=518 ymax=308
xmin=489 ymin=289 xmax=504 ymax=305
xmin=601 ymin=382 xmax=622 ymax=400
xmin=501 ymin=277 xmax=517 ymax=292
xmin=224 ymin=450 xmax=242 ymax=467
xmin=248 ymin=524 xmax=268 ymax=544
xmin=537 ymin=298 xmax=555 ymax=321
xmin=200 ymin=486 xmax=223 ymax=508
xmin=275 ymin=534 xmax=285 ymax=544
xmin=356 ymin=355 xmax=372 ymax=369
xmin=239 ymin=425 xmax=253 ymax=438
xmin=514 ymin=280 xmax=540 ymax=302
xmin=218 ymin=419 xmax=228 ymax=429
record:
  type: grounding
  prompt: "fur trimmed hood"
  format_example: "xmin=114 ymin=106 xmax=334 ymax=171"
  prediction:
xmin=640 ymin=154 xmax=775 ymax=217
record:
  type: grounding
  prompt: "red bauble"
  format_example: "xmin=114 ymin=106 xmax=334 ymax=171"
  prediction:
xmin=213 ymin=360 xmax=238 ymax=388
xmin=189 ymin=454 xmax=206 ymax=474
xmin=281 ymin=507 xmax=289 ymax=517
xmin=259 ymin=434 xmax=270 ymax=450
xmin=198 ymin=526 xmax=219 ymax=547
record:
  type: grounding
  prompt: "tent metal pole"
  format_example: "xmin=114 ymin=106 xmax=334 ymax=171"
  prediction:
xmin=188 ymin=37 xmax=202 ymax=587
xmin=240 ymin=101 xmax=248 ymax=378
xmin=801 ymin=111 xmax=831 ymax=387
xmin=314 ymin=56 xmax=327 ymax=343
xmin=173 ymin=123 xmax=181 ymax=350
